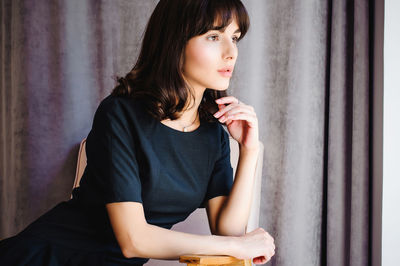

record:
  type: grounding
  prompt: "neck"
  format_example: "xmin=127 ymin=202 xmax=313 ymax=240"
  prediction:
xmin=178 ymin=87 xmax=205 ymax=124
xmin=160 ymin=87 xmax=206 ymax=132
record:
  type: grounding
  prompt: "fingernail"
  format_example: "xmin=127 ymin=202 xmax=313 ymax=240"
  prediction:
xmin=214 ymin=112 xmax=221 ymax=118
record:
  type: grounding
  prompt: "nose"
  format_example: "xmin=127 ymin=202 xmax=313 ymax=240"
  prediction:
xmin=222 ymin=38 xmax=237 ymax=61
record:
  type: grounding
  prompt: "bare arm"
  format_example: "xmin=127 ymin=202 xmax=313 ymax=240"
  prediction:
xmin=208 ymin=145 xmax=259 ymax=236
xmin=208 ymin=96 xmax=262 ymax=236
xmin=106 ymin=201 xmax=237 ymax=260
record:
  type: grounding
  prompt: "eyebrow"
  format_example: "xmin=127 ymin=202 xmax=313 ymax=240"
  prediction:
xmin=210 ymin=26 xmax=241 ymax=34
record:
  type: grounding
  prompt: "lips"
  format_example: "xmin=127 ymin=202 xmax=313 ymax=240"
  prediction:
xmin=217 ymin=66 xmax=234 ymax=77
xmin=217 ymin=66 xmax=234 ymax=73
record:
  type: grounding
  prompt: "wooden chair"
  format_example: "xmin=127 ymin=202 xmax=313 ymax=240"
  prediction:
xmin=72 ymin=137 xmax=264 ymax=266
xmin=179 ymin=255 xmax=252 ymax=266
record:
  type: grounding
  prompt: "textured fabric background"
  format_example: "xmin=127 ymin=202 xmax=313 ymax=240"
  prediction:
xmin=0 ymin=0 xmax=375 ymax=265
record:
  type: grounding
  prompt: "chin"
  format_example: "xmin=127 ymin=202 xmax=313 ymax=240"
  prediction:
xmin=210 ymin=82 xmax=230 ymax=91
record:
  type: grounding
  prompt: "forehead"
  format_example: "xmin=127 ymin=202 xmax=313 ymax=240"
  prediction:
xmin=212 ymin=11 xmax=239 ymax=26
xmin=211 ymin=19 xmax=241 ymax=34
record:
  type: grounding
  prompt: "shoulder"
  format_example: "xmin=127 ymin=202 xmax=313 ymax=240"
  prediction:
xmin=97 ymin=95 xmax=135 ymax=114
xmin=89 ymin=95 xmax=152 ymax=138
xmin=203 ymin=121 xmax=230 ymax=155
xmin=208 ymin=121 xmax=229 ymax=141
xmin=204 ymin=117 xmax=226 ymax=133
xmin=94 ymin=95 xmax=147 ymax=122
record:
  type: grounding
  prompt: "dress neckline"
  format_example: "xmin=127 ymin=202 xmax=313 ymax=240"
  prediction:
xmin=127 ymin=96 xmax=206 ymax=135
xmin=157 ymin=117 xmax=204 ymax=135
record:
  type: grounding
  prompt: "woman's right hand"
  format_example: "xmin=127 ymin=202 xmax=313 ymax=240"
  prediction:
xmin=233 ymin=227 xmax=276 ymax=264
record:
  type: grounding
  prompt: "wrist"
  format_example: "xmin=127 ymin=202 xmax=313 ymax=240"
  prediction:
xmin=209 ymin=235 xmax=238 ymax=256
xmin=239 ymin=144 xmax=260 ymax=156
xmin=223 ymin=235 xmax=240 ymax=257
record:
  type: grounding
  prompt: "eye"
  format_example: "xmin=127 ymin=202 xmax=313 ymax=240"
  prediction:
xmin=207 ymin=35 xmax=219 ymax=41
xmin=232 ymin=36 xmax=239 ymax=43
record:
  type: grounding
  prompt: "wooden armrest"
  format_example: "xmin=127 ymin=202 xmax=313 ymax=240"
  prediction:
xmin=179 ymin=255 xmax=251 ymax=265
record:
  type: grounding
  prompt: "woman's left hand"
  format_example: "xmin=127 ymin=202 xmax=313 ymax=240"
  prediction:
xmin=214 ymin=96 xmax=259 ymax=151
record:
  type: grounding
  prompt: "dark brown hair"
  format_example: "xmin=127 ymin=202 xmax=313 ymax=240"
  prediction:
xmin=111 ymin=0 xmax=250 ymax=122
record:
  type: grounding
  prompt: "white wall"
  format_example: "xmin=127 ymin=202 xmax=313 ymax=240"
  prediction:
xmin=382 ymin=1 xmax=400 ymax=265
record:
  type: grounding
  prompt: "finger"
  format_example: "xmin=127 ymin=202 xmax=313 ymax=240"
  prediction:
xmin=268 ymin=249 xmax=275 ymax=257
xmin=253 ymin=256 xmax=267 ymax=265
xmin=224 ymin=113 xmax=257 ymax=127
xmin=223 ymin=112 xmax=256 ymax=124
xmin=218 ymin=103 xmax=254 ymax=115
xmin=220 ymin=106 xmax=255 ymax=119
xmin=216 ymin=104 xmax=231 ymax=114
xmin=218 ymin=115 xmax=233 ymax=124
xmin=214 ymin=103 xmax=253 ymax=118
xmin=214 ymin=105 xmax=232 ymax=118
xmin=215 ymin=96 xmax=239 ymax=105
xmin=218 ymin=112 xmax=244 ymax=123
xmin=225 ymin=117 xmax=240 ymax=126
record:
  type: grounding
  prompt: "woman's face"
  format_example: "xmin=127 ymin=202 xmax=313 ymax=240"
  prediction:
xmin=182 ymin=19 xmax=241 ymax=92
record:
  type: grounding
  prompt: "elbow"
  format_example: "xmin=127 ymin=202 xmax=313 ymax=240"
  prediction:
xmin=121 ymin=242 xmax=141 ymax=259
xmin=215 ymin=222 xmax=246 ymax=237
xmin=216 ymin=212 xmax=248 ymax=236
xmin=121 ymin=228 xmax=149 ymax=259
xmin=122 ymin=248 xmax=135 ymax=259
xmin=216 ymin=228 xmax=245 ymax=237
xmin=122 ymin=241 xmax=148 ymax=259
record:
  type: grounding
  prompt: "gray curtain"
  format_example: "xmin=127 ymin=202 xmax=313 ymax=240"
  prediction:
xmin=0 ymin=0 xmax=375 ymax=265
xmin=233 ymin=1 xmax=372 ymax=265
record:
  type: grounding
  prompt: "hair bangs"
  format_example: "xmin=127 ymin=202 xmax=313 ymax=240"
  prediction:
xmin=189 ymin=0 xmax=250 ymax=41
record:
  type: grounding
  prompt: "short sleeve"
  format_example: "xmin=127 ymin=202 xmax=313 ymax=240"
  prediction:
xmin=86 ymin=98 xmax=142 ymax=204
xmin=200 ymin=126 xmax=233 ymax=208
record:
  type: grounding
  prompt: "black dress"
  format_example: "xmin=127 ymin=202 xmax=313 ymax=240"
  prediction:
xmin=0 ymin=95 xmax=233 ymax=265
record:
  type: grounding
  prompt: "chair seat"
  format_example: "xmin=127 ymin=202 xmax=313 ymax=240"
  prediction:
xmin=179 ymin=255 xmax=251 ymax=266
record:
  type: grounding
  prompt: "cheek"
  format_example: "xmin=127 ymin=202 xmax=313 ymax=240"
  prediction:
xmin=184 ymin=42 xmax=217 ymax=71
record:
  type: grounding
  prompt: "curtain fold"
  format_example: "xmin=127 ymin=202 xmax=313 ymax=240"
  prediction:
xmin=233 ymin=0 xmax=372 ymax=265
xmin=324 ymin=1 xmax=370 ymax=265
xmin=1 ymin=0 xmax=375 ymax=265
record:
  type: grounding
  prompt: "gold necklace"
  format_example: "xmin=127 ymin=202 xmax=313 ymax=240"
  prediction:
xmin=181 ymin=111 xmax=199 ymax=132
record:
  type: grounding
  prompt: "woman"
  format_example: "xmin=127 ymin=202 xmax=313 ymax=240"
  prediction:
xmin=0 ymin=0 xmax=275 ymax=265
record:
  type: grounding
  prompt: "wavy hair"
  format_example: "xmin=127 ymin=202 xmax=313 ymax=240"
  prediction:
xmin=111 ymin=0 xmax=250 ymax=122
